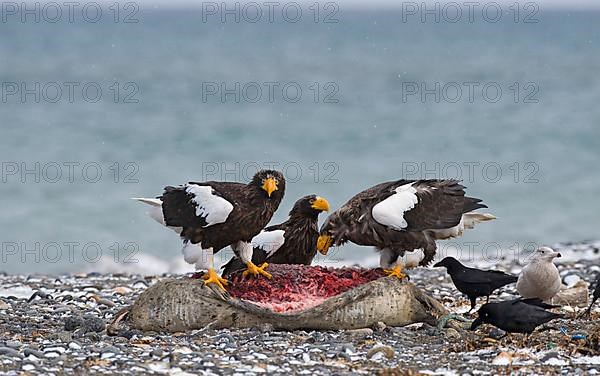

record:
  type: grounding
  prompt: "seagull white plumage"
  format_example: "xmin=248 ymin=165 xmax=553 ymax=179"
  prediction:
xmin=516 ymin=247 xmax=562 ymax=301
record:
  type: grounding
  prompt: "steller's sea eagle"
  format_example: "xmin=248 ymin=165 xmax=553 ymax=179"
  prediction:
xmin=134 ymin=170 xmax=285 ymax=290
xmin=221 ymin=194 xmax=330 ymax=277
xmin=317 ymin=179 xmax=495 ymax=279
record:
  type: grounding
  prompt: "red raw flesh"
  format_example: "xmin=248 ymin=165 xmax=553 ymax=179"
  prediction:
xmin=219 ymin=264 xmax=386 ymax=313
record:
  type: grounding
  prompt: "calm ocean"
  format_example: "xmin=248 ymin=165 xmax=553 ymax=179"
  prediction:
xmin=1 ymin=4 xmax=599 ymax=274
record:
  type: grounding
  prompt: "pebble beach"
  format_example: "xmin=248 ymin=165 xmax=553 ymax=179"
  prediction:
xmin=1 ymin=241 xmax=600 ymax=375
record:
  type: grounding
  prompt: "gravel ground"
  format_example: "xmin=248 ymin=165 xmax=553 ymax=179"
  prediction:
xmin=1 ymin=241 xmax=600 ymax=375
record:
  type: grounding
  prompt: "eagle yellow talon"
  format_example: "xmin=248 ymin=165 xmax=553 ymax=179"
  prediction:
xmin=202 ymin=268 xmax=229 ymax=290
xmin=384 ymin=265 xmax=408 ymax=280
xmin=242 ymin=261 xmax=272 ymax=279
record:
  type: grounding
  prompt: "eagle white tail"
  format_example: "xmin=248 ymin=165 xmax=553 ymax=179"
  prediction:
xmin=132 ymin=197 xmax=162 ymax=207
xmin=431 ymin=213 xmax=496 ymax=239
xmin=132 ymin=197 xmax=166 ymax=226
xmin=462 ymin=213 xmax=496 ymax=229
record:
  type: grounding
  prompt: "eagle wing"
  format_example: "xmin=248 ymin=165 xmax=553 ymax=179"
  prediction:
xmin=160 ymin=182 xmax=239 ymax=241
xmin=372 ymin=180 xmax=474 ymax=232
xmin=454 ymin=268 xmax=516 ymax=285
xmin=516 ymin=298 xmax=560 ymax=310
xmin=324 ymin=180 xmax=410 ymax=242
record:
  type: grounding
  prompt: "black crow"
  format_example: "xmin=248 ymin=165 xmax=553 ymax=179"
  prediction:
xmin=586 ymin=274 xmax=600 ymax=315
xmin=471 ymin=298 xmax=563 ymax=334
xmin=317 ymin=180 xmax=494 ymax=280
xmin=434 ymin=256 xmax=518 ymax=311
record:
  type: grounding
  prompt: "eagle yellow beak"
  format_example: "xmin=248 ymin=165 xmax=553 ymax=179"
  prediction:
xmin=311 ymin=197 xmax=330 ymax=212
xmin=262 ymin=177 xmax=278 ymax=197
xmin=317 ymin=234 xmax=333 ymax=255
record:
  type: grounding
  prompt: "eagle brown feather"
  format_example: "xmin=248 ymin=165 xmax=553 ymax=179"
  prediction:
xmin=319 ymin=179 xmax=492 ymax=267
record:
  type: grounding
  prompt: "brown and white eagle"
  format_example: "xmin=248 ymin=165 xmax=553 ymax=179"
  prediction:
xmin=134 ymin=170 xmax=285 ymax=290
xmin=316 ymin=179 xmax=495 ymax=279
xmin=221 ymin=194 xmax=330 ymax=277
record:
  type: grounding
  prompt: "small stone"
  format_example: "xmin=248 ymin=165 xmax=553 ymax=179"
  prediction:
xmin=337 ymin=343 xmax=355 ymax=354
xmin=266 ymin=365 xmax=279 ymax=372
xmin=372 ymin=321 xmax=387 ymax=332
xmin=120 ymin=330 xmax=141 ymax=339
xmin=5 ymin=341 xmax=21 ymax=349
xmin=132 ymin=279 xmax=148 ymax=288
xmin=84 ymin=332 xmax=101 ymax=342
xmin=488 ymin=327 xmax=506 ymax=339
xmin=102 ymin=346 xmax=120 ymax=354
xmin=43 ymin=346 xmax=66 ymax=358
xmin=217 ymin=333 xmax=236 ymax=343
xmin=445 ymin=328 xmax=461 ymax=339
xmin=83 ymin=316 xmax=105 ymax=333
xmin=0 ymin=300 xmax=9 ymax=310
xmin=346 ymin=328 xmax=373 ymax=338
xmin=338 ymin=351 xmax=352 ymax=361
xmin=64 ymin=316 xmax=84 ymax=331
xmin=68 ymin=341 xmax=82 ymax=350
xmin=89 ymin=295 xmax=117 ymax=307
xmin=563 ymin=274 xmax=582 ymax=287
xmin=367 ymin=345 xmax=395 ymax=360
xmin=59 ymin=295 xmax=73 ymax=302
xmin=23 ymin=349 xmax=44 ymax=359
xmin=370 ymin=352 xmax=386 ymax=361
xmin=0 ymin=347 xmax=22 ymax=358
xmin=257 ymin=323 xmax=274 ymax=332
xmin=151 ymin=348 xmax=163 ymax=358
xmin=544 ymin=357 xmax=568 ymax=366
xmin=22 ymin=363 xmax=36 ymax=371
xmin=492 ymin=351 xmax=513 ymax=365
xmin=50 ymin=331 xmax=72 ymax=342
xmin=540 ymin=351 xmax=561 ymax=362
xmin=112 ymin=286 xmax=133 ymax=295
xmin=28 ymin=291 xmax=52 ymax=302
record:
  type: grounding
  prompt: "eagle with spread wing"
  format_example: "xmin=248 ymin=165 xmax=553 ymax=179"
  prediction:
xmin=134 ymin=170 xmax=285 ymax=290
xmin=317 ymin=179 xmax=495 ymax=279
xmin=221 ymin=194 xmax=330 ymax=277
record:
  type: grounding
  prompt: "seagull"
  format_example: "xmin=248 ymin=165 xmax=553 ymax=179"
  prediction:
xmin=516 ymin=247 xmax=562 ymax=301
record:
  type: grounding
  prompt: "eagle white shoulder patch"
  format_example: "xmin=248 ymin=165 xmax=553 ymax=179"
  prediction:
xmin=251 ymin=229 xmax=285 ymax=257
xmin=371 ymin=183 xmax=419 ymax=230
xmin=185 ymin=184 xmax=234 ymax=227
